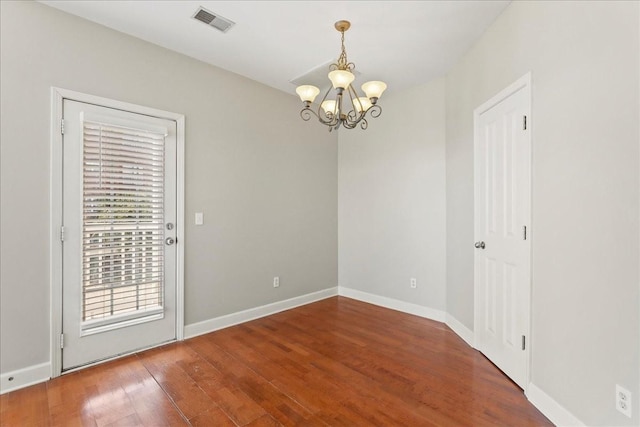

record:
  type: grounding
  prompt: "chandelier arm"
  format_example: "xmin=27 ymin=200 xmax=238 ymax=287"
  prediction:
xmin=315 ymin=85 xmax=340 ymax=127
xmin=343 ymin=114 xmax=361 ymax=130
xmin=318 ymin=111 xmax=338 ymax=127
xmin=347 ymin=114 xmax=363 ymax=126
xmin=341 ymin=85 xmax=364 ymax=127
xmin=348 ymin=85 xmax=362 ymax=115
xmin=346 ymin=84 xmax=356 ymax=110
xmin=368 ymin=105 xmax=382 ymax=118
xmin=300 ymin=107 xmax=319 ymax=122
xmin=343 ymin=110 xmax=366 ymax=127
xmin=342 ymin=120 xmax=357 ymax=130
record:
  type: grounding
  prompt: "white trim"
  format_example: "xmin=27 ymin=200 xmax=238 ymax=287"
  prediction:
xmin=445 ymin=313 xmax=475 ymax=347
xmin=175 ymin=116 xmax=185 ymax=340
xmin=50 ymin=88 xmax=64 ymax=381
xmin=50 ymin=87 xmax=186 ymax=377
xmin=80 ymin=310 xmax=164 ymax=336
xmin=53 ymin=88 xmax=186 ymax=121
xmin=0 ymin=363 xmax=51 ymax=395
xmin=62 ymin=339 xmax=174 ymax=375
xmin=527 ymin=383 xmax=585 ymax=426
xmin=338 ymin=287 xmax=446 ymax=322
xmin=473 ymin=72 xmax=532 ymax=392
xmin=184 ymin=287 xmax=339 ymax=339
xmin=474 ymin=72 xmax=532 ymax=116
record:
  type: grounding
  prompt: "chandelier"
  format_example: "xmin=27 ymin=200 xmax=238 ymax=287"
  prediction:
xmin=295 ymin=20 xmax=387 ymax=131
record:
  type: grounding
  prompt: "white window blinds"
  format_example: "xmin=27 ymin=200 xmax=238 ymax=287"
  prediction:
xmin=82 ymin=120 xmax=166 ymax=324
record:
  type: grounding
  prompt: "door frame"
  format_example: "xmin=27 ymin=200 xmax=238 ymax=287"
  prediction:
xmin=50 ymin=87 xmax=185 ymax=377
xmin=473 ymin=72 xmax=532 ymax=391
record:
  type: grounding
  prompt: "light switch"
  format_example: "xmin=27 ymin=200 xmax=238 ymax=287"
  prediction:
xmin=195 ymin=212 xmax=204 ymax=225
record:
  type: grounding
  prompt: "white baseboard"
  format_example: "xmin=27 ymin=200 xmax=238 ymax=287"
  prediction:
xmin=527 ymin=383 xmax=585 ymax=426
xmin=445 ymin=313 xmax=475 ymax=347
xmin=0 ymin=362 xmax=51 ymax=395
xmin=338 ymin=287 xmax=446 ymax=322
xmin=184 ymin=287 xmax=339 ymax=339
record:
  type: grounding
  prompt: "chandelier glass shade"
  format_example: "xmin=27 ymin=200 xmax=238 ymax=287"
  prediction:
xmin=296 ymin=20 xmax=387 ymax=131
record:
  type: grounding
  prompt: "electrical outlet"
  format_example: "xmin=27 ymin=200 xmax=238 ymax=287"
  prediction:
xmin=195 ymin=212 xmax=204 ymax=225
xmin=273 ymin=277 xmax=280 ymax=288
xmin=616 ymin=384 xmax=632 ymax=418
xmin=410 ymin=278 xmax=417 ymax=288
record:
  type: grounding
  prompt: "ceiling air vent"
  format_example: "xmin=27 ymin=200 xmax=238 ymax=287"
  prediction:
xmin=192 ymin=7 xmax=235 ymax=33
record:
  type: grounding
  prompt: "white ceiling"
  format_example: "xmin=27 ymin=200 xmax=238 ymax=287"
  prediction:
xmin=39 ymin=1 xmax=510 ymax=96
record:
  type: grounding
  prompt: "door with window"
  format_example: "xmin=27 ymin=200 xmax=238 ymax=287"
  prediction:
xmin=474 ymin=75 xmax=531 ymax=390
xmin=62 ymin=100 xmax=177 ymax=370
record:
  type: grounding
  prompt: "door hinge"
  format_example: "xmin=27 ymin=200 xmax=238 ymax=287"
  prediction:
xmin=61 ymin=119 xmax=65 ymax=135
xmin=521 ymin=335 xmax=526 ymax=350
xmin=60 ymin=334 xmax=64 ymax=349
xmin=522 ymin=115 xmax=527 ymax=130
xmin=60 ymin=226 xmax=65 ymax=242
xmin=523 ymin=225 xmax=527 ymax=240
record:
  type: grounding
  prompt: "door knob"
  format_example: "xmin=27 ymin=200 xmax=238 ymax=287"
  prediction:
xmin=474 ymin=241 xmax=485 ymax=249
xmin=165 ymin=237 xmax=175 ymax=246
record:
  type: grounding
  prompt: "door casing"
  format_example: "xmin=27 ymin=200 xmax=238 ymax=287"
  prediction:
xmin=473 ymin=72 xmax=532 ymax=391
xmin=50 ymin=87 xmax=185 ymax=377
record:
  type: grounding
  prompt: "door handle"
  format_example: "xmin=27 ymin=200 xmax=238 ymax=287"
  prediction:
xmin=474 ymin=241 xmax=485 ymax=249
xmin=165 ymin=237 xmax=175 ymax=246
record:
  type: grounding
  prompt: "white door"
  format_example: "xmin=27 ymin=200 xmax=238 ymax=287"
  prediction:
xmin=474 ymin=75 xmax=531 ymax=389
xmin=62 ymin=100 xmax=177 ymax=370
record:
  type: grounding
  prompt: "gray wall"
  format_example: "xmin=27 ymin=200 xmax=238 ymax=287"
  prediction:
xmin=338 ymin=78 xmax=447 ymax=311
xmin=446 ymin=1 xmax=639 ymax=425
xmin=0 ymin=1 xmax=337 ymax=373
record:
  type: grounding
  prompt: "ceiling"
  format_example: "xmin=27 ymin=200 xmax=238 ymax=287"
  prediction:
xmin=39 ymin=1 xmax=510 ymax=97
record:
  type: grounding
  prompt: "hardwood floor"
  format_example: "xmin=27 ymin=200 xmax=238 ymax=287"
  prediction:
xmin=0 ymin=297 xmax=552 ymax=426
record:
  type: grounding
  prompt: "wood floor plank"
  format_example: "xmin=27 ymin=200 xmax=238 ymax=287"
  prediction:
xmin=202 ymin=385 xmax=267 ymax=426
xmin=245 ymin=413 xmax=282 ymax=427
xmin=1 ymin=297 xmax=552 ymax=426
xmin=0 ymin=383 xmax=50 ymax=427
xmin=188 ymin=406 xmax=236 ymax=427
xmin=46 ymin=372 xmax=97 ymax=427
xmin=137 ymin=343 xmax=219 ymax=420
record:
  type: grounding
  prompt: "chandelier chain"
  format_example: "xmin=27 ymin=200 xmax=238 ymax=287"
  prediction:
xmin=337 ymin=30 xmax=348 ymax=70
